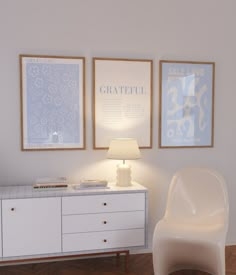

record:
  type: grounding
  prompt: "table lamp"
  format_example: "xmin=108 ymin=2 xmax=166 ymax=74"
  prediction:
xmin=107 ymin=138 xmax=141 ymax=187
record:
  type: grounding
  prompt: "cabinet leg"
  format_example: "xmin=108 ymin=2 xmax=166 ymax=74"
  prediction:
xmin=115 ymin=251 xmax=129 ymax=272
xmin=125 ymin=250 xmax=129 ymax=272
xmin=116 ymin=252 xmax=120 ymax=267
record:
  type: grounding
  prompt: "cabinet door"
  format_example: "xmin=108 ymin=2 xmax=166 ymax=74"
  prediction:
xmin=2 ymin=197 xmax=61 ymax=257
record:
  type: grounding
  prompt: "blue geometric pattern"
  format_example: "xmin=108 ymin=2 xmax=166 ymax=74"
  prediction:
xmin=25 ymin=62 xmax=81 ymax=146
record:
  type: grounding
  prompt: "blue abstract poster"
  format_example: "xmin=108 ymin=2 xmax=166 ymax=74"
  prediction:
xmin=160 ymin=61 xmax=214 ymax=148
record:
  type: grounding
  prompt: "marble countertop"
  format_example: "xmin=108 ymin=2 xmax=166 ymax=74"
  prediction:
xmin=0 ymin=182 xmax=147 ymax=200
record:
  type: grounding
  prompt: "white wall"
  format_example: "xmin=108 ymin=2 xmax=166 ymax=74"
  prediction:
xmin=0 ymin=0 xmax=236 ymax=250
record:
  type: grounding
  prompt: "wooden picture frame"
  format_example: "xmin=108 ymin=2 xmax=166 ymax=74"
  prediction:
xmin=93 ymin=58 xmax=153 ymax=149
xmin=159 ymin=60 xmax=215 ymax=148
xmin=20 ymin=54 xmax=86 ymax=150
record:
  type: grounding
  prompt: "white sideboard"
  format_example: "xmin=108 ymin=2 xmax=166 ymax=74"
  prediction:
xmin=0 ymin=182 xmax=147 ymax=265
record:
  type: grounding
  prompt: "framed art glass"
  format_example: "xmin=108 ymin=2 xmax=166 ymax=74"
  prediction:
xmin=159 ymin=60 xmax=215 ymax=148
xmin=93 ymin=58 xmax=153 ymax=149
xmin=20 ymin=55 xmax=85 ymax=150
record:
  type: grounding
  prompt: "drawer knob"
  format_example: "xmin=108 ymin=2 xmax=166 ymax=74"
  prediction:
xmin=103 ymin=202 xmax=107 ymax=206
xmin=103 ymin=239 xmax=107 ymax=243
xmin=103 ymin=221 xmax=107 ymax=224
xmin=11 ymin=208 xmax=15 ymax=211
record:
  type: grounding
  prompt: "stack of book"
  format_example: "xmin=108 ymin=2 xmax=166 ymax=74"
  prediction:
xmin=73 ymin=179 xmax=108 ymax=189
xmin=33 ymin=177 xmax=68 ymax=190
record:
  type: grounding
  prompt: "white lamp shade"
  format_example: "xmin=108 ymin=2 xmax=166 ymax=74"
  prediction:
xmin=107 ymin=138 xmax=141 ymax=160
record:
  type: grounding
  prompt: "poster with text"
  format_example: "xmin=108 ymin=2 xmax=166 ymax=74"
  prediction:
xmin=93 ymin=58 xmax=153 ymax=149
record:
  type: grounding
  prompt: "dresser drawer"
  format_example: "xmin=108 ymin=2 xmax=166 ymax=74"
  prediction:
xmin=63 ymin=211 xmax=145 ymax=233
xmin=63 ymin=228 xmax=145 ymax=252
xmin=62 ymin=193 xmax=145 ymax=215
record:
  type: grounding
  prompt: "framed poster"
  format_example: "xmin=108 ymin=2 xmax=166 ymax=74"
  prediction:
xmin=93 ymin=58 xmax=153 ymax=149
xmin=20 ymin=54 xmax=85 ymax=150
xmin=159 ymin=60 xmax=215 ymax=148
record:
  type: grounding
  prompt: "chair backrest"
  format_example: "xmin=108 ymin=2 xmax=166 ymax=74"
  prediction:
xmin=164 ymin=167 xmax=229 ymax=227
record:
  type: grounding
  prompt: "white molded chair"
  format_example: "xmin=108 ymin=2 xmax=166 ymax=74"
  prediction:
xmin=153 ymin=167 xmax=229 ymax=275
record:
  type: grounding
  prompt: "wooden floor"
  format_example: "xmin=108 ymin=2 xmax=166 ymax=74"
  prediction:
xmin=0 ymin=246 xmax=235 ymax=275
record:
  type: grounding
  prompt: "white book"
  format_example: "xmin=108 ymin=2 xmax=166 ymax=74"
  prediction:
xmin=72 ymin=179 xmax=108 ymax=189
xmin=80 ymin=179 xmax=108 ymax=187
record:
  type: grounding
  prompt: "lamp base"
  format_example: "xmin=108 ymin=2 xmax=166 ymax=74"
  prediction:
xmin=116 ymin=163 xmax=132 ymax=187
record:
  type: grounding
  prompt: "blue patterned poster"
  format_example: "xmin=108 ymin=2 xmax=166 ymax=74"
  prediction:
xmin=160 ymin=61 xmax=214 ymax=148
xmin=20 ymin=55 xmax=85 ymax=150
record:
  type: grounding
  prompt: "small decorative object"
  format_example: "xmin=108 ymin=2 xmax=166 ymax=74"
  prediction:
xmin=20 ymin=54 xmax=85 ymax=150
xmin=159 ymin=60 xmax=215 ymax=148
xmin=93 ymin=58 xmax=153 ymax=149
xmin=107 ymin=138 xmax=141 ymax=187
